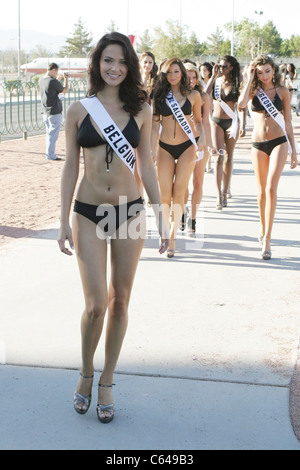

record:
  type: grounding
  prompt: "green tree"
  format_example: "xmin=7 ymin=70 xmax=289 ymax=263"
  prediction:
xmin=106 ymin=20 xmax=119 ymax=33
xmin=261 ymin=21 xmax=282 ymax=55
xmin=152 ymin=20 xmax=205 ymax=62
xmin=137 ymin=29 xmax=154 ymax=53
xmin=231 ymin=19 xmax=260 ymax=58
xmin=59 ymin=17 xmax=93 ymax=57
xmin=280 ymin=38 xmax=292 ymax=57
xmin=189 ymin=32 xmax=206 ymax=58
xmin=219 ymin=39 xmax=231 ymax=56
xmin=206 ymin=27 xmax=225 ymax=56
xmin=280 ymin=34 xmax=300 ymax=56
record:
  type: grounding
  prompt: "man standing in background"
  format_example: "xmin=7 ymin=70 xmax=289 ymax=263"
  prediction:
xmin=39 ymin=63 xmax=69 ymax=160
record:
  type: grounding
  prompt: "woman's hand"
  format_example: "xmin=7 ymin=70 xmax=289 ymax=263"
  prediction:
xmin=159 ymin=238 xmax=170 ymax=255
xmin=245 ymin=64 xmax=255 ymax=82
xmin=152 ymin=153 xmax=158 ymax=166
xmin=290 ymin=152 xmax=298 ymax=169
xmin=57 ymin=223 xmax=74 ymax=256
xmin=212 ymin=63 xmax=220 ymax=78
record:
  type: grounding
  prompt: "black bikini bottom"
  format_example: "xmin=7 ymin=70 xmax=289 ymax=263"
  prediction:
xmin=159 ymin=136 xmax=199 ymax=160
xmin=252 ymin=136 xmax=287 ymax=156
xmin=74 ymin=196 xmax=144 ymax=235
xmin=211 ymin=116 xmax=233 ymax=132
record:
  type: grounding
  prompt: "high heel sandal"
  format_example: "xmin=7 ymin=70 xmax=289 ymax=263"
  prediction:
xmin=73 ymin=372 xmax=94 ymax=415
xmin=167 ymin=240 xmax=176 ymax=258
xmin=222 ymin=192 xmax=228 ymax=208
xmin=216 ymin=196 xmax=223 ymax=211
xmin=97 ymin=383 xmax=115 ymax=423
xmin=187 ymin=218 xmax=196 ymax=237
xmin=180 ymin=207 xmax=189 ymax=231
xmin=261 ymin=238 xmax=272 ymax=260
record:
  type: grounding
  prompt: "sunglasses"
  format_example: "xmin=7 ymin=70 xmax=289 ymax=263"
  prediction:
xmin=219 ymin=64 xmax=229 ymax=69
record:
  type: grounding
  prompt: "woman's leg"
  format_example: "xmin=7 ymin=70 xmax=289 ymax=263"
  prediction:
xmin=171 ymin=146 xmax=196 ymax=247
xmin=211 ymin=121 xmax=225 ymax=208
xmin=251 ymin=148 xmax=269 ymax=240
xmin=222 ymin=129 xmax=239 ymax=205
xmin=99 ymin=212 xmax=145 ymax=406
xmin=72 ymin=213 xmax=109 ymax=408
xmin=157 ymin=148 xmax=176 ymax=229
xmin=191 ymin=151 xmax=209 ymax=219
xmin=264 ymin=144 xmax=288 ymax=244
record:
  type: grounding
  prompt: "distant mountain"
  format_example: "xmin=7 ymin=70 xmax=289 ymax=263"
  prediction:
xmin=0 ymin=29 xmax=66 ymax=53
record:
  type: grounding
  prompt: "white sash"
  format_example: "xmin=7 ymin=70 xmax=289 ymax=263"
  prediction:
xmin=165 ymin=91 xmax=203 ymax=161
xmin=80 ymin=96 xmax=136 ymax=175
xmin=255 ymin=88 xmax=299 ymax=155
xmin=214 ymin=77 xmax=239 ymax=139
xmin=286 ymin=75 xmax=293 ymax=88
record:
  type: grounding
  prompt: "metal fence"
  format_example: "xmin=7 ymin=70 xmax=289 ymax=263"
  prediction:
xmin=0 ymin=78 xmax=88 ymax=141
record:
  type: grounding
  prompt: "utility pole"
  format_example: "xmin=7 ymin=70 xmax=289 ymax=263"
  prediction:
xmin=18 ymin=0 xmax=21 ymax=79
xmin=255 ymin=10 xmax=264 ymax=55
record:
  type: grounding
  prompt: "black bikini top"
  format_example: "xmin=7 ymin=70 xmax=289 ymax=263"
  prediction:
xmin=212 ymin=87 xmax=238 ymax=103
xmin=77 ymin=113 xmax=140 ymax=149
xmin=159 ymin=98 xmax=192 ymax=117
xmin=251 ymin=92 xmax=283 ymax=113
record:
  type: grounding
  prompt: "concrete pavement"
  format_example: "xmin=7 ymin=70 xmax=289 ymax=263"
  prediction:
xmin=1 ymin=118 xmax=300 ymax=450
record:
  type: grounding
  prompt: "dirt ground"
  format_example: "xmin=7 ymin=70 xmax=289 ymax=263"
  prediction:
xmin=0 ymin=132 xmax=83 ymax=250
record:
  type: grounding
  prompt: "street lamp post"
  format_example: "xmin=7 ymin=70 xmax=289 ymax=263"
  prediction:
xmin=255 ymin=10 xmax=264 ymax=55
xmin=179 ymin=0 xmax=182 ymax=44
xmin=18 ymin=0 xmax=21 ymax=79
xmin=127 ymin=0 xmax=130 ymax=35
xmin=231 ymin=0 xmax=235 ymax=55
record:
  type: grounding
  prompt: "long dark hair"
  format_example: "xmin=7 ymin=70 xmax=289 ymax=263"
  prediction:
xmin=88 ymin=32 xmax=147 ymax=116
xmin=221 ymin=55 xmax=240 ymax=101
xmin=200 ymin=62 xmax=213 ymax=78
xmin=287 ymin=63 xmax=297 ymax=80
xmin=153 ymin=57 xmax=190 ymax=116
xmin=250 ymin=54 xmax=282 ymax=95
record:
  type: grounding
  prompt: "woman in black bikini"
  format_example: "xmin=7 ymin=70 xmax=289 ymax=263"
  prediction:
xmin=182 ymin=62 xmax=215 ymax=237
xmin=152 ymin=57 xmax=206 ymax=257
xmin=206 ymin=55 xmax=240 ymax=210
xmin=238 ymin=54 xmax=298 ymax=260
xmin=57 ymin=32 xmax=169 ymax=423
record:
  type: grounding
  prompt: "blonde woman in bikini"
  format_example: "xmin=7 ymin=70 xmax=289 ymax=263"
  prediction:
xmin=182 ymin=62 xmax=214 ymax=236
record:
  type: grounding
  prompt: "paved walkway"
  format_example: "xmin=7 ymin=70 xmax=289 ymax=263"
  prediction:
xmin=1 ymin=118 xmax=300 ymax=450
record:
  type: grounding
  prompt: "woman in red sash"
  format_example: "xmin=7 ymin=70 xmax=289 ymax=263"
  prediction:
xmin=57 ymin=32 xmax=168 ymax=423
xmin=239 ymin=54 xmax=298 ymax=260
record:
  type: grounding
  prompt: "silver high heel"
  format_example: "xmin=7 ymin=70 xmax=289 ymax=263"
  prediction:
xmin=73 ymin=372 xmax=94 ymax=415
xmin=97 ymin=383 xmax=115 ymax=423
xmin=262 ymin=238 xmax=272 ymax=260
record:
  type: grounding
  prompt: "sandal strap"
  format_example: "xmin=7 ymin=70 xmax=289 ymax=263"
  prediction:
xmin=97 ymin=403 xmax=115 ymax=411
xmin=80 ymin=372 xmax=94 ymax=379
xmin=74 ymin=391 xmax=91 ymax=406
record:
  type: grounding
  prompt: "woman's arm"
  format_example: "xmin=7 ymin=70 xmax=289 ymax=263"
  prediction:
xmin=151 ymin=100 xmax=161 ymax=165
xmin=201 ymin=93 xmax=213 ymax=148
xmin=205 ymin=63 xmax=219 ymax=95
xmin=191 ymin=91 xmax=206 ymax=150
xmin=57 ymin=103 xmax=81 ymax=255
xmin=238 ymin=65 xmax=255 ymax=109
xmin=282 ymin=87 xmax=298 ymax=169
xmin=137 ymin=104 xmax=169 ymax=252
